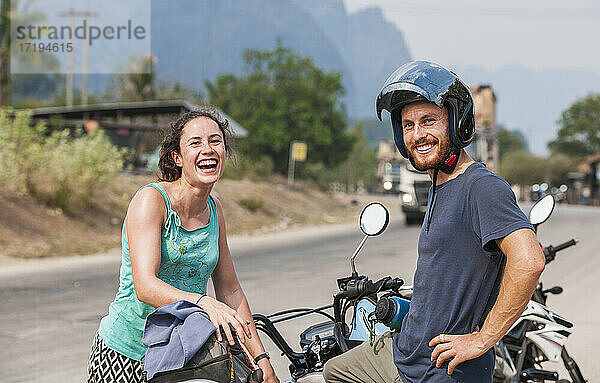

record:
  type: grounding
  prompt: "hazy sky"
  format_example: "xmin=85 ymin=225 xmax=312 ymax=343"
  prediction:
xmin=343 ymin=0 xmax=600 ymax=74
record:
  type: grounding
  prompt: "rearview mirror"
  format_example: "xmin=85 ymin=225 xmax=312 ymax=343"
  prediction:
xmin=359 ymin=202 xmax=390 ymax=236
xmin=351 ymin=202 xmax=391 ymax=277
xmin=529 ymin=195 xmax=555 ymax=226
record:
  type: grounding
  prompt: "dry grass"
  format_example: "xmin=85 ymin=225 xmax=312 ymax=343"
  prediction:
xmin=214 ymin=175 xmax=363 ymax=236
xmin=0 ymin=173 xmax=152 ymax=259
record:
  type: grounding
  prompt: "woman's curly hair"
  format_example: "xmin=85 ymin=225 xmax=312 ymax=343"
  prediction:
xmin=158 ymin=106 xmax=234 ymax=182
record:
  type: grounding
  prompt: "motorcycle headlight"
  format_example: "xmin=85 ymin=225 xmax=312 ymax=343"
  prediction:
xmin=402 ymin=193 xmax=413 ymax=204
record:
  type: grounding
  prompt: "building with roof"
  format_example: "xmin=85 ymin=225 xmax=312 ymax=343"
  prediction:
xmin=568 ymin=153 xmax=600 ymax=205
xmin=22 ymin=100 xmax=246 ymax=168
xmin=469 ymin=84 xmax=498 ymax=172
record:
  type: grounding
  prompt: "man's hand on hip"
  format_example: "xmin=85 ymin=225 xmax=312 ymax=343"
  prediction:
xmin=429 ymin=331 xmax=490 ymax=375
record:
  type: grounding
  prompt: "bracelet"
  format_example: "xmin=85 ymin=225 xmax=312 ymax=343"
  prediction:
xmin=254 ymin=352 xmax=270 ymax=364
xmin=195 ymin=294 xmax=206 ymax=306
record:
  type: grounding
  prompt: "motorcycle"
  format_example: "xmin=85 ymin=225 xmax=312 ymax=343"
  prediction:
xmin=253 ymin=197 xmax=587 ymax=383
xmin=152 ymin=197 xmax=587 ymax=383
xmin=157 ymin=202 xmax=412 ymax=383
xmin=493 ymin=195 xmax=587 ymax=383
xmin=252 ymin=202 xmax=409 ymax=383
xmin=157 ymin=202 xmax=402 ymax=383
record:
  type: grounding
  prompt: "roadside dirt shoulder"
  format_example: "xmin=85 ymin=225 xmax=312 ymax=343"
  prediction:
xmin=0 ymin=203 xmax=403 ymax=277
xmin=0 ymin=172 xmax=399 ymax=262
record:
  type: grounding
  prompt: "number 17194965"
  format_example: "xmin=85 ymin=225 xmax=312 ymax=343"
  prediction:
xmin=19 ymin=42 xmax=73 ymax=53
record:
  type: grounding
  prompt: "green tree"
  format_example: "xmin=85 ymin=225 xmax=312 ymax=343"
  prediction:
xmin=108 ymin=54 xmax=157 ymax=101
xmin=3 ymin=1 xmax=64 ymax=106
xmin=0 ymin=0 xmax=10 ymax=105
xmin=332 ymin=124 xmax=376 ymax=191
xmin=548 ymin=93 xmax=600 ymax=158
xmin=497 ymin=126 xmax=526 ymax=160
xmin=52 ymin=87 xmax=100 ymax=107
xmin=499 ymin=150 xmax=575 ymax=187
xmin=12 ymin=73 xmax=62 ymax=107
xmin=545 ymin=153 xmax=576 ymax=186
xmin=104 ymin=55 xmax=199 ymax=103
xmin=298 ymin=124 xmax=376 ymax=191
xmin=499 ymin=150 xmax=545 ymax=186
xmin=206 ymin=42 xmax=354 ymax=174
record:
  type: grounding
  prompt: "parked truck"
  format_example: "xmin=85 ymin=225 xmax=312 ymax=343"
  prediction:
xmin=397 ymin=161 xmax=431 ymax=225
xmin=375 ymin=141 xmax=431 ymax=225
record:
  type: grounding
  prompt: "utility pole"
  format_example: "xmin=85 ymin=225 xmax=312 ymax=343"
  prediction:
xmin=0 ymin=0 xmax=11 ymax=106
xmin=66 ymin=10 xmax=73 ymax=106
xmin=58 ymin=9 xmax=97 ymax=106
xmin=81 ymin=11 xmax=90 ymax=105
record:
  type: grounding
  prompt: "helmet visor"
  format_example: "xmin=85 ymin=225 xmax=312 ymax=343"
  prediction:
xmin=376 ymin=60 xmax=467 ymax=120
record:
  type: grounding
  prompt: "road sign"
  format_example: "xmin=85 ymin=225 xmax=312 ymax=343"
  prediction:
xmin=288 ymin=141 xmax=307 ymax=184
xmin=292 ymin=141 xmax=307 ymax=162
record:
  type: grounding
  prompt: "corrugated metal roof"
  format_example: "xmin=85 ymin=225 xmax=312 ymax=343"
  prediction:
xmin=25 ymin=99 xmax=247 ymax=137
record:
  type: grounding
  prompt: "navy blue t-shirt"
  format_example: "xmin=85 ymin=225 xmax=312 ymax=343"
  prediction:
xmin=393 ymin=162 xmax=533 ymax=382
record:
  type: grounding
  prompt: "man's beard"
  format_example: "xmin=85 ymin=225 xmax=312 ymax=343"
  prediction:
xmin=406 ymin=134 xmax=451 ymax=171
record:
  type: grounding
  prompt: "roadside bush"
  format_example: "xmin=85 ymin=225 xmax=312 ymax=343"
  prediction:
xmin=239 ymin=197 xmax=264 ymax=212
xmin=499 ymin=150 xmax=576 ymax=187
xmin=0 ymin=109 xmax=126 ymax=213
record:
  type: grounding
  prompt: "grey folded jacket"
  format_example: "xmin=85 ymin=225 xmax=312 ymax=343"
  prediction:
xmin=142 ymin=300 xmax=217 ymax=380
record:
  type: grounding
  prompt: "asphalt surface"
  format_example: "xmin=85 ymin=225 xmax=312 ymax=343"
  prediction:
xmin=0 ymin=202 xmax=598 ymax=382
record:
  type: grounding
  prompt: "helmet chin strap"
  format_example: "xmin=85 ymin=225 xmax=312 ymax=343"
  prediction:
xmin=425 ymin=168 xmax=438 ymax=232
xmin=438 ymin=144 xmax=461 ymax=174
xmin=425 ymin=145 xmax=461 ymax=232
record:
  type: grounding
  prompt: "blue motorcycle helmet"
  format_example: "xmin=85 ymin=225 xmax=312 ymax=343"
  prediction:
xmin=375 ymin=60 xmax=475 ymax=169
xmin=376 ymin=61 xmax=476 ymax=231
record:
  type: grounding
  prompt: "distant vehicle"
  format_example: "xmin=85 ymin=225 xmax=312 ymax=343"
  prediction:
xmin=380 ymin=162 xmax=402 ymax=194
xmin=398 ymin=162 xmax=431 ymax=225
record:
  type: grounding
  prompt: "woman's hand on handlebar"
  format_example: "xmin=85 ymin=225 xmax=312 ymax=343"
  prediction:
xmin=197 ymin=295 xmax=252 ymax=345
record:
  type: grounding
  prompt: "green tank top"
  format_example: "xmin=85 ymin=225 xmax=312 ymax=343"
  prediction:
xmin=98 ymin=183 xmax=220 ymax=361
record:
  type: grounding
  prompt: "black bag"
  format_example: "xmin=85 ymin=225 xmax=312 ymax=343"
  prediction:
xmin=146 ymin=332 xmax=263 ymax=383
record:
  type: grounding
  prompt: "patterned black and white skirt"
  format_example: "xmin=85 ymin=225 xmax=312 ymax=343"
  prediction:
xmin=87 ymin=332 xmax=144 ymax=383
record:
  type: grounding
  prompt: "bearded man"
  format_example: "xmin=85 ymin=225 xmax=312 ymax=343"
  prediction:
xmin=323 ymin=61 xmax=545 ymax=383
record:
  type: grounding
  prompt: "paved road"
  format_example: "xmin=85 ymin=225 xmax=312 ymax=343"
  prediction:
xmin=1 ymin=203 xmax=598 ymax=382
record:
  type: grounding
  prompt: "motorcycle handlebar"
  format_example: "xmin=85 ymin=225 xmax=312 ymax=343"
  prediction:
xmin=553 ymin=239 xmax=577 ymax=252
xmin=339 ymin=276 xmax=404 ymax=299
xmin=543 ymin=239 xmax=577 ymax=263
xmin=252 ymin=314 xmax=306 ymax=367
xmin=334 ymin=276 xmax=405 ymax=339
xmin=382 ymin=277 xmax=404 ymax=291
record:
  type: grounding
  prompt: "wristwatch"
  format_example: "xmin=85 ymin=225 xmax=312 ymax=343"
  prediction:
xmin=254 ymin=352 xmax=270 ymax=364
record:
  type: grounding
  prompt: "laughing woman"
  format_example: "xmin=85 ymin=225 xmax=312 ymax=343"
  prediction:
xmin=87 ymin=107 xmax=278 ymax=383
